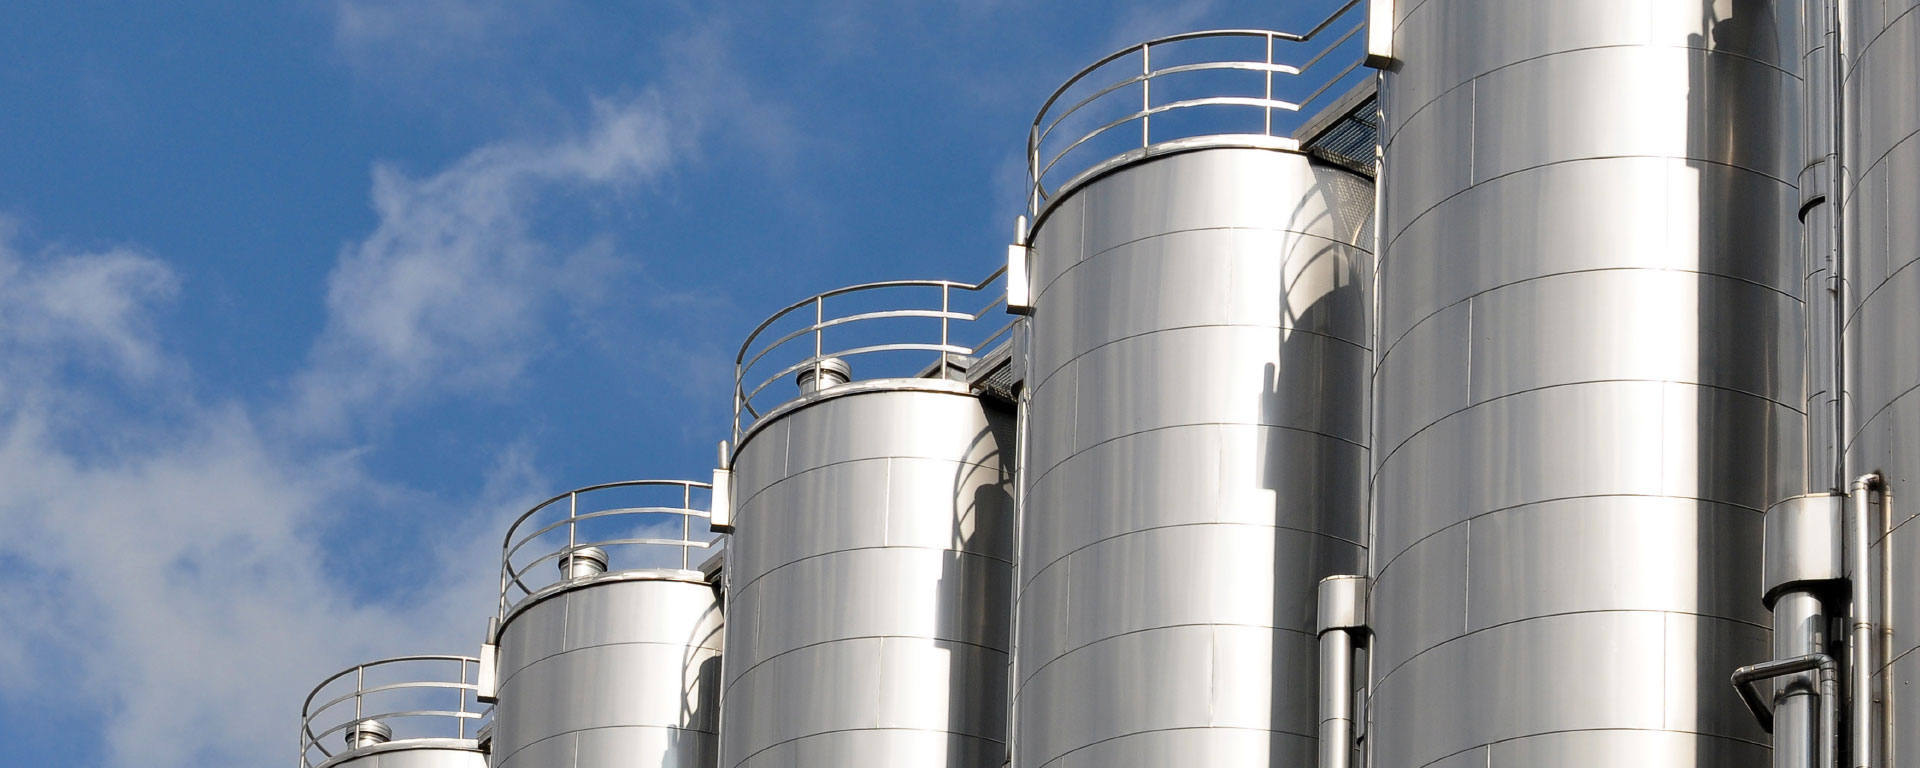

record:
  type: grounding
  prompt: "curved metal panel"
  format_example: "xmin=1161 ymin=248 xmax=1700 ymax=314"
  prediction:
xmin=329 ymin=748 xmax=488 ymax=768
xmin=1375 ymin=0 xmax=1801 ymax=763
xmin=720 ymin=388 xmax=1016 ymax=768
xmin=1841 ymin=0 xmax=1920 ymax=754
xmin=492 ymin=579 xmax=723 ymax=768
xmin=1016 ymin=146 xmax=1373 ymax=768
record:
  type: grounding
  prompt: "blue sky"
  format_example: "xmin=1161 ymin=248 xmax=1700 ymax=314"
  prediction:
xmin=0 ymin=2 xmax=1341 ymax=766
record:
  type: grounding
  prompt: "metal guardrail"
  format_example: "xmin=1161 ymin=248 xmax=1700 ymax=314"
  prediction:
xmin=731 ymin=267 xmax=1013 ymax=445
xmin=497 ymin=480 xmax=715 ymax=618
xmin=1027 ymin=0 xmax=1370 ymax=218
xmin=298 ymin=655 xmax=484 ymax=768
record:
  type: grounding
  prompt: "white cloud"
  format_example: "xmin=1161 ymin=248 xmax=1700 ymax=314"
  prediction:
xmin=0 ymin=92 xmax=682 ymax=768
xmin=0 ymin=221 xmax=178 ymax=389
xmin=332 ymin=0 xmax=544 ymax=70
xmin=289 ymin=94 xmax=675 ymax=433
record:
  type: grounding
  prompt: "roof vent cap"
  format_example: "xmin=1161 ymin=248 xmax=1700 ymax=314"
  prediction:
xmin=559 ymin=546 xmax=609 ymax=579
xmin=345 ymin=719 xmax=392 ymax=749
xmin=795 ymin=357 xmax=852 ymax=395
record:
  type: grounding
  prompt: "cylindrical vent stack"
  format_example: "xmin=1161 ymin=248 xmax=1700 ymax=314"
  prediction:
xmin=1840 ymin=0 xmax=1920 ymax=754
xmin=1014 ymin=146 xmax=1374 ymax=767
xmin=490 ymin=484 xmax=724 ymax=768
xmin=1372 ymin=1 xmax=1802 ymax=765
xmin=720 ymin=389 xmax=1016 ymax=767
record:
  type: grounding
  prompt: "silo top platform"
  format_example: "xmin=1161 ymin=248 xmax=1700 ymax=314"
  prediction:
xmin=1026 ymin=0 xmax=1374 ymax=224
xmin=298 ymin=655 xmax=487 ymax=768
xmin=494 ymin=479 xmax=717 ymax=623
xmin=729 ymin=269 xmax=1015 ymax=451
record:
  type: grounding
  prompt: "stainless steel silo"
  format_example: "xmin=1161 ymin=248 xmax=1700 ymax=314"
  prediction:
xmin=1839 ymin=0 xmax=1920 ymax=759
xmin=487 ymin=481 xmax=724 ymax=768
xmin=1371 ymin=1 xmax=1803 ymax=765
xmin=1010 ymin=20 xmax=1376 ymax=768
xmin=298 ymin=655 xmax=490 ymax=768
xmin=717 ymin=277 xmax=1018 ymax=767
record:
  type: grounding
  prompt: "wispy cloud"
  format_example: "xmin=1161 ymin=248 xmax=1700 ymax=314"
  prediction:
xmin=332 ymin=0 xmax=549 ymax=72
xmin=0 ymin=221 xmax=178 ymax=388
xmin=289 ymin=94 xmax=676 ymax=434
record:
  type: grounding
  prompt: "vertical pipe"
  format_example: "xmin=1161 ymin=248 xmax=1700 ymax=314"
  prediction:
xmin=1850 ymin=474 xmax=1882 ymax=768
xmin=1318 ymin=629 xmax=1355 ymax=768
xmin=1882 ymin=488 xmax=1895 ymax=768
xmin=1776 ymin=590 xmax=1829 ymax=768
xmin=1827 ymin=0 xmax=1847 ymax=493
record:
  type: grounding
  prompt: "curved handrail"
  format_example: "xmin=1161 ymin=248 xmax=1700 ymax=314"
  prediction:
xmin=497 ymin=480 xmax=715 ymax=618
xmin=1027 ymin=0 xmax=1369 ymax=219
xmin=730 ymin=267 xmax=1012 ymax=447
xmin=298 ymin=655 xmax=485 ymax=768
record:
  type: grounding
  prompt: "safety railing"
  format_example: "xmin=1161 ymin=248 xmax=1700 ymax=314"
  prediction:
xmin=731 ymin=266 xmax=1013 ymax=445
xmin=497 ymin=480 xmax=715 ymax=618
xmin=298 ymin=655 xmax=484 ymax=768
xmin=1028 ymin=0 xmax=1370 ymax=218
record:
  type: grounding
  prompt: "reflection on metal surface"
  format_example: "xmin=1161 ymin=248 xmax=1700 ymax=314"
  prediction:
xmin=298 ymin=655 xmax=487 ymax=768
xmin=1015 ymin=117 xmax=1373 ymax=766
xmin=721 ymin=386 xmax=1015 ymax=768
xmin=1840 ymin=0 xmax=1920 ymax=761
xmin=1373 ymin=0 xmax=1800 ymax=764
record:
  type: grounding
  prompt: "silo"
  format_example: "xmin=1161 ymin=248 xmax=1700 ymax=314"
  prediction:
xmin=487 ymin=481 xmax=724 ymax=768
xmin=1839 ymin=0 xmax=1920 ymax=759
xmin=717 ymin=278 xmax=1017 ymax=767
xmin=1371 ymin=1 xmax=1802 ymax=766
xmin=298 ymin=655 xmax=489 ymax=768
xmin=1010 ymin=24 xmax=1376 ymax=768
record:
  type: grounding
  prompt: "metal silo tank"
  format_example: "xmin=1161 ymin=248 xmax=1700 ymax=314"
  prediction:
xmin=1010 ymin=19 xmax=1376 ymax=768
xmin=1372 ymin=1 xmax=1802 ymax=765
xmin=718 ymin=277 xmax=1018 ymax=767
xmin=298 ymin=655 xmax=490 ymax=768
xmin=488 ymin=481 xmax=724 ymax=768
xmin=1839 ymin=0 xmax=1920 ymax=758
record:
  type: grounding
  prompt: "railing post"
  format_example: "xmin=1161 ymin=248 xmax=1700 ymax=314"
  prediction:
xmin=1029 ymin=124 xmax=1041 ymax=216
xmin=682 ymin=483 xmax=692 ymax=570
xmin=941 ymin=285 xmax=952 ymax=380
xmin=1265 ymin=33 xmax=1276 ymax=135
xmin=568 ymin=492 xmax=577 ymax=550
xmin=813 ymin=296 xmax=825 ymax=387
xmin=457 ymin=658 xmax=469 ymax=738
xmin=1140 ymin=43 xmax=1152 ymax=146
xmin=355 ymin=666 xmax=364 ymax=720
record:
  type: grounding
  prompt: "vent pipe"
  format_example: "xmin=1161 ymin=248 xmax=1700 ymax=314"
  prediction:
xmin=559 ymin=546 xmax=609 ymax=579
xmin=345 ymin=719 xmax=392 ymax=749
xmin=796 ymin=357 xmax=852 ymax=394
